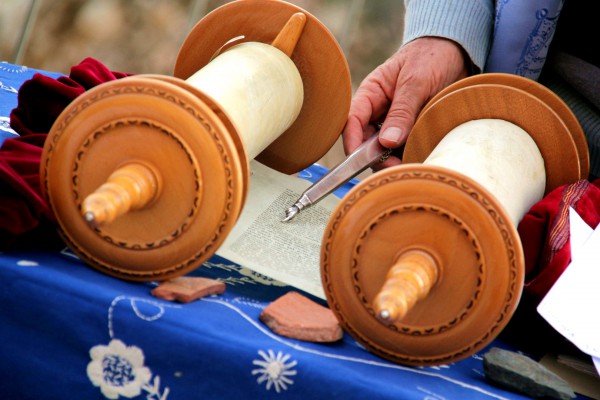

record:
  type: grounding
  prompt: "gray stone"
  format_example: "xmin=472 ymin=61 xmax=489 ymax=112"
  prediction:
xmin=483 ymin=347 xmax=576 ymax=400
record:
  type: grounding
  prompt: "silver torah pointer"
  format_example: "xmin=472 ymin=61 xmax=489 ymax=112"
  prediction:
xmin=282 ymin=132 xmax=392 ymax=222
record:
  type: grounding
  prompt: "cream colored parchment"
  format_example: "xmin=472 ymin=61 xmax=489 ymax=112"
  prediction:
xmin=216 ymin=160 xmax=340 ymax=299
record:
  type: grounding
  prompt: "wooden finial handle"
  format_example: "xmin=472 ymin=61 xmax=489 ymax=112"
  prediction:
xmin=82 ymin=162 xmax=161 ymax=227
xmin=271 ymin=12 xmax=307 ymax=57
xmin=374 ymin=250 xmax=439 ymax=324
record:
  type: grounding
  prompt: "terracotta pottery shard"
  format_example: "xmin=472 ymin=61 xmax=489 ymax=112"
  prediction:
xmin=260 ymin=291 xmax=343 ymax=342
xmin=151 ymin=276 xmax=226 ymax=303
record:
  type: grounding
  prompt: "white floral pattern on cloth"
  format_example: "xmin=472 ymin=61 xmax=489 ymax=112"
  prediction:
xmin=87 ymin=296 xmax=178 ymax=399
xmin=0 ymin=63 xmax=28 ymax=74
xmin=296 ymin=169 xmax=314 ymax=180
xmin=0 ymin=117 xmax=17 ymax=135
xmin=252 ymin=350 xmax=297 ymax=393
xmin=87 ymin=339 xmax=153 ymax=399
xmin=0 ymin=81 xmax=18 ymax=94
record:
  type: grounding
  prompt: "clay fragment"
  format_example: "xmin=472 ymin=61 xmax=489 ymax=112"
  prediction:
xmin=151 ymin=276 xmax=225 ymax=303
xmin=260 ymin=291 xmax=343 ymax=342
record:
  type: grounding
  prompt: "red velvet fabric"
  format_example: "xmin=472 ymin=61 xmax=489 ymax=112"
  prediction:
xmin=0 ymin=58 xmax=130 ymax=248
xmin=501 ymin=179 xmax=600 ymax=356
xmin=518 ymin=179 xmax=600 ymax=302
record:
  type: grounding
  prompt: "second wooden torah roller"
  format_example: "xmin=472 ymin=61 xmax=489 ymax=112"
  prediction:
xmin=321 ymin=73 xmax=588 ymax=366
xmin=40 ymin=0 xmax=350 ymax=280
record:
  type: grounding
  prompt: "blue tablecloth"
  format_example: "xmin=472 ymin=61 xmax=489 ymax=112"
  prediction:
xmin=0 ymin=62 xmax=56 ymax=145
xmin=0 ymin=61 xmax=541 ymax=400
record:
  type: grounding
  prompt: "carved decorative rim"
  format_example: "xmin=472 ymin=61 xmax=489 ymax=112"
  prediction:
xmin=351 ymin=204 xmax=484 ymax=336
xmin=70 ymin=118 xmax=202 ymax=250
xmin=42 ymin=78 xmax=243 ymax=280
xmin=321 ymin=166 xmax=523 ymax=365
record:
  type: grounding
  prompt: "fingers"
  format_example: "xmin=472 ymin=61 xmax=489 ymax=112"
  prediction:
xmin=342 ymin=37 xmax=469 ymax=161
xmin=342 ymin=74 xmax=390 ymax=155
xmin=377 ymin=38 xmax=469 ymax=150
xmin=342 ymin=115 xmax=365 ymax=155
xmin=343 ymin=48 xmax=417 ymax=154
xmin=378 ymin=74 xmax=429 ymax=149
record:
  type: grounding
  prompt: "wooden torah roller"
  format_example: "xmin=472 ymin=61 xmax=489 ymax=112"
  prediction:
xmin=321 ymin=73 xmax=588 ymax=366
xmin=40 ymin=0 xmax=351 ymax=281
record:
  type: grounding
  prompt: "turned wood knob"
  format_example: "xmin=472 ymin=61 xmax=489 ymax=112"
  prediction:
xmin=82 ymin=162 xmax=161 ymax=227
xmin=374 ymin=250 xmax=439 ymax=323
xmin=271 ymin=12 xmax=306 ymax=57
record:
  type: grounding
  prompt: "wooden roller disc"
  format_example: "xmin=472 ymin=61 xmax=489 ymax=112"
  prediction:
xmin=408 ymin=74 xmax=586 ymax=190
xmin=174 ymin=0 xmax=352 ymax=174
xmin=40 ymin=76 xmax=247 ymax=281
xmin=421 ymin=73 xmax=589 ymax=178
xmin=321 ymin=76 xmax=585 ymax=366
xmin=321 ymin=164 xmax=524 ymax=366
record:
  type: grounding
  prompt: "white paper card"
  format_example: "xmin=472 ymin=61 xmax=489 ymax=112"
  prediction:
xmin=537 ymin=208 xmax=600 ymax=362
xmin=569 ymin=206 xmax=593 ymax=261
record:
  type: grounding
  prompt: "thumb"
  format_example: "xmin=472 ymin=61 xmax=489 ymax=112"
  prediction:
xmin=378 ymin=80 xmax=429 ymax=149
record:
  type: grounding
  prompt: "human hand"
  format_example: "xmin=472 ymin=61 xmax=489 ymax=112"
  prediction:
xmin=343 ymin=37 xmax=470 ymax=170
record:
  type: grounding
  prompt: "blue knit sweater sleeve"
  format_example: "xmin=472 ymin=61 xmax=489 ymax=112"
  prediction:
xmin=403 ymin=0 xmax=494 ymax=71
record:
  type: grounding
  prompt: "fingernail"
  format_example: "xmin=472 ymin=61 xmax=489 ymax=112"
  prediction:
xmin=380 ymin=127 xmax=405 ymax=145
